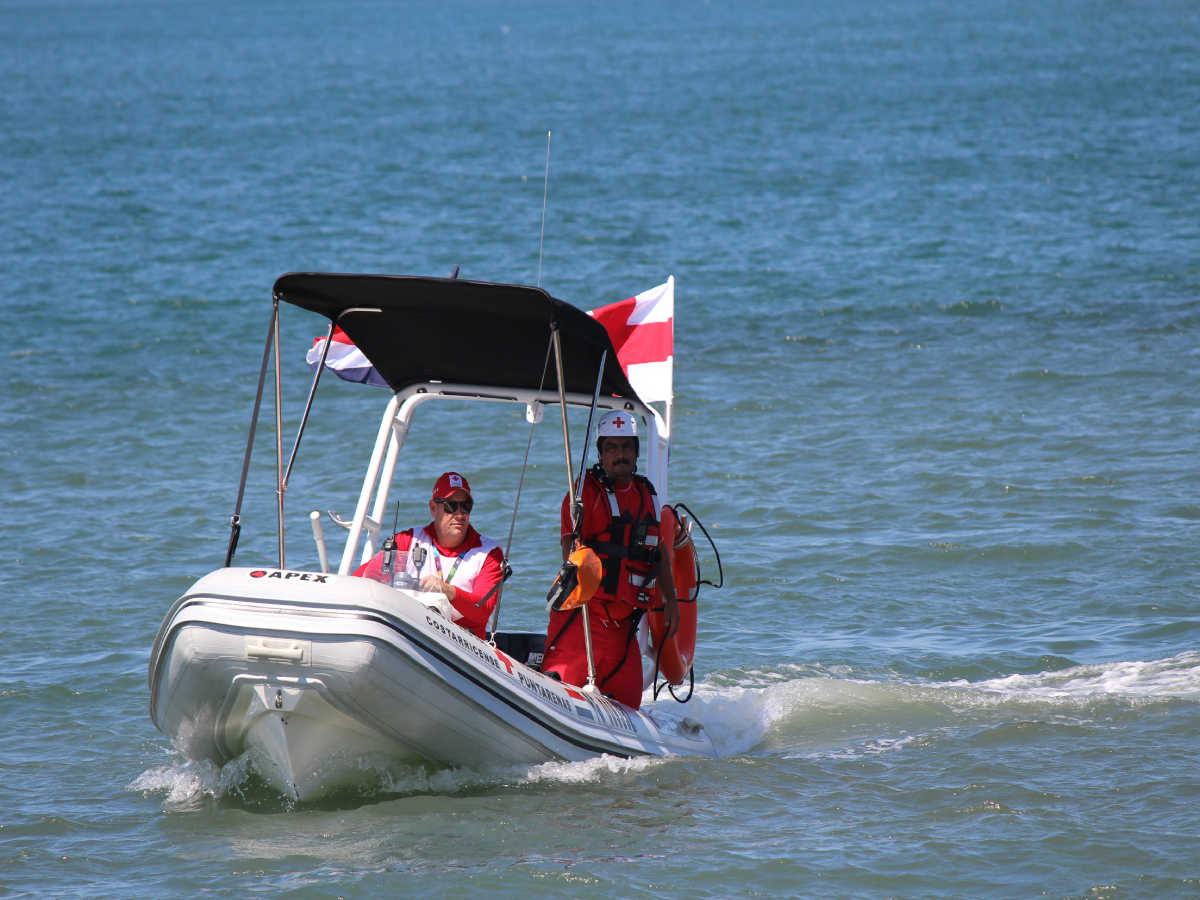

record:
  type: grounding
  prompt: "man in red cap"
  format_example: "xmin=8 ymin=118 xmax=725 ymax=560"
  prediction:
xmin=542 ymin=411 xmax=678 ymax=708
xmin=354 ymin=472 xmax=504 ymax=639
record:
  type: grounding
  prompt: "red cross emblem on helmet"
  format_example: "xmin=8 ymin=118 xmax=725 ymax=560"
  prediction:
xmin=598 ymin=409 xmax=637 ymax=438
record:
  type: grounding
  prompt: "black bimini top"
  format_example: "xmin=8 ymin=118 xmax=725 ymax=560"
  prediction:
xmin=273 ymin=272 xmax=637 ymax=400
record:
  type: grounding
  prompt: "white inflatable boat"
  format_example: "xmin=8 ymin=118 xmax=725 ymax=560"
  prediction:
xmin=148 ymin=272 xmax=715 ymax=800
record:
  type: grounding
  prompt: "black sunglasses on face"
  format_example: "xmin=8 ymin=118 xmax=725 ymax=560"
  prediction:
xmin=435 ymin=498 xmax=473 ymax=514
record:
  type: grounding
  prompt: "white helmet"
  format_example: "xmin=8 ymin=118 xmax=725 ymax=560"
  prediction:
xmin=597 ymin=410 xmax=637 ymax=438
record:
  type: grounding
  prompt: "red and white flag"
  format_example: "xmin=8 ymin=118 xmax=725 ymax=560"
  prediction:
xmin=588 ymin=276 xmax=674 ymax=405
xmin=306 ymin=326 xmax=387 ymax=387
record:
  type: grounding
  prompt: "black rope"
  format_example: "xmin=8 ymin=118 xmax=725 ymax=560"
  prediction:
xmin=650 ymin=624 xmax=696 ymax=703
xmin=488 ymin=333 xmax=555 ymax=638
xmin=668 ymin=667 xmax=695 ymax=703
xmin=671 ymin=501 xmax=724 ymax=590
xmin=596 ymin=622 xmax=637 ymax=691
xmin=646 ymin=501 xmax=721 ymax=704
xmin=651 ymin=637 xmax=666 ymax=699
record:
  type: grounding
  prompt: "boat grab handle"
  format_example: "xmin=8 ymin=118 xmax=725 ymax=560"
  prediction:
xmin=245 ymin=638 xmax=309 ymax=663
xmin=328 ymin=511 xmax=380 ymax=538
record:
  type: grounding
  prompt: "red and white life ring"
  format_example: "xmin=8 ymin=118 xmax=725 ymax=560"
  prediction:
xmin=647 ymin=505 xmax=699 ymax=686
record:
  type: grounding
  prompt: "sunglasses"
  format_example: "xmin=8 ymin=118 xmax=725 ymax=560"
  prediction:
xmin=435 ymin=498 xmax=473 ymax=514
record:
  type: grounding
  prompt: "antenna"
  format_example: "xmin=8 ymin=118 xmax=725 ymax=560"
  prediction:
xmin=537 ymin=130 xmax=552 ymax=286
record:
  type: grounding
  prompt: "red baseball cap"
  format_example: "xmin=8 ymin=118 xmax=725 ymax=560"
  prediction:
xmin=432 ymin=471 xmax=472 ymax=500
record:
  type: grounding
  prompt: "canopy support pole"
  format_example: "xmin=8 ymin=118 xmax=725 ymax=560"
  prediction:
xmin=551 ymin=323 xmax=576 ymax=517
xmin=281 ymin=321 xmax=333 ymax=492
xmin=551 ymin=321 xmax=597 ymax=690
xmin=224 ymin=303 xmax=278 ymax=567
xmin=273 ymin=297 xmax=285 ymax=569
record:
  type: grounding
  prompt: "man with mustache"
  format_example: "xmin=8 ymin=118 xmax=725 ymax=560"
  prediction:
xmin=542 ymin=411 xmax=678 ymax=708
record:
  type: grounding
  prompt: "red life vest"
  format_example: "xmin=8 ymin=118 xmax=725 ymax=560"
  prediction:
xmin=578 ymin=468 xmax=662 ymax=616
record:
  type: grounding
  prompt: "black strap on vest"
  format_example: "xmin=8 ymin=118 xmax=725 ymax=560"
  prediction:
xmin=582 ymin=470 xmax=658 ymax=595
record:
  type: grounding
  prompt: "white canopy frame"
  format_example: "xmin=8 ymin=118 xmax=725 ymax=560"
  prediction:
xmin=335 ymin=382 xmax=671 ymax=577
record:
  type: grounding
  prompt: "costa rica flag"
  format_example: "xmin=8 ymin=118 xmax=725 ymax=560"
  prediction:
xmin=306 ymin=326 xmax=387 ymax=387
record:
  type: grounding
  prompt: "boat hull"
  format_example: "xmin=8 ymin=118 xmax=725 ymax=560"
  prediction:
xmin=149 ymin=568 xmax=715 ymax=799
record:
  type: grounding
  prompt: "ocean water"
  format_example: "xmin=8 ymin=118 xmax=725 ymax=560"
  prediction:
xmin=3 ymin=0 xmax=1199 ymax=896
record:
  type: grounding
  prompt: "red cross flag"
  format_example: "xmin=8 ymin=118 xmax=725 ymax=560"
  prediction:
xmin=587 ymin=276 xmax=675 ymax=405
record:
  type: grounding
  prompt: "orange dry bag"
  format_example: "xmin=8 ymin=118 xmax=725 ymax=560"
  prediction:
xmin=548 ymin=543 xmax=603 ymax=612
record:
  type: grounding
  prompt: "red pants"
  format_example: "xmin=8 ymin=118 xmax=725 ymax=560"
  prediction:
xmin=543 ymin=607 xmax=643 ymax=709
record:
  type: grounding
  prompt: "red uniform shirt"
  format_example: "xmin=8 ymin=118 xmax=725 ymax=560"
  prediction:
xmin=544 ymin=473 xmax=660 ymax=708
xmin=354 ymin=524 xmax=503 ymax=639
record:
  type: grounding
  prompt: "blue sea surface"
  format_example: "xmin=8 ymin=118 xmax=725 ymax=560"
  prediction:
xmin=3 ymin=0 xmax=1199 ymax=897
